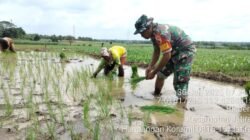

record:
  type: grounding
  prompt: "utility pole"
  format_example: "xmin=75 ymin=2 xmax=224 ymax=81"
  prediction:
xmin=73 ymin=24 xmax=75 ymax=39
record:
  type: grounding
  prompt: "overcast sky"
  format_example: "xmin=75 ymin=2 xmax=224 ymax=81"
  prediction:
xmin=0 ymin=0 xmax=249 ymax=42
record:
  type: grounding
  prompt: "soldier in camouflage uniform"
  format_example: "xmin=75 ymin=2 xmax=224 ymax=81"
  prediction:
xmin=134 ymin=15 xmax=196 ymax=101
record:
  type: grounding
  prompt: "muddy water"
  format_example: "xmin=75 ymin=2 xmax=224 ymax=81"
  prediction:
xmin=89 ymin=57 xmax=249 ymax=139
xmin=134 ymin=75 xmax=249 ymax=139
xmin=0 ymin=52 xmax=249 ymax=140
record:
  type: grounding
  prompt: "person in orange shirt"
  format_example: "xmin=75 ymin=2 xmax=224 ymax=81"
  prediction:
xmin=92 ymin=45 xmax=127 ymax=78
xmin=0 ymin=37 xmax=16 ymax=53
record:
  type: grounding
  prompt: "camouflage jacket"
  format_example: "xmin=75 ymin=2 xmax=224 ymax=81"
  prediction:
xmin=151 ymin=23 xmax=196 ymax=57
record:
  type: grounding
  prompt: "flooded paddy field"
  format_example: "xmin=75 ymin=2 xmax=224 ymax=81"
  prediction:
xmin=0 ymin=52 xmax=249 ymax=140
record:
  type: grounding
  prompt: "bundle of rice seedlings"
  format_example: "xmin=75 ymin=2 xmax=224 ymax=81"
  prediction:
xmin=130 ymin=65 xmax=146 ymax=85
xmin=130 ymin=76 xmax=146 ymax=84
xmin=131 ymin=65 xmax=139 ymax=78
xmin=140 ymin=105 xmax=176 ymax=114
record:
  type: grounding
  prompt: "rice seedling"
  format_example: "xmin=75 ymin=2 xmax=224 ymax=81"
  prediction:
xmin=244 ymin=82 xmax=250 ymax=96
xmin=92 ymin=79 xmax=113 ymax=119
xmin=243 ymin=82 xmax=250 ymax=104
xmin=25 ymin=80 xmax=41 ymax=137
xmin=44 ymin=84 xmax=57 ymax=122
xmin=143 ymin=112 xmax=151 ymax=128
xmin=83 ymin=99 xmax=91 ymax=129
xmin=71 ymin=69 xmax=82 ymax=101
xmin=118 ymin=102 xmax=124 ymax=119
xmin=26 ymin=85 xmax=35 ymax=120
xmin=53 ymin=80 xmax=66 ymax=125
xmin=70 ymin=132 xmax=83 ymax=140
xmin=26 ymin=127 xmax=37 ymax=140
xmin=0 ymin=122 xmax=2 ymax=128
xmin=45 ymin=121 xmax=57 ymax=140
xmin=107 ymin=71 xmax=117 ymax=80
xmin=63 ymin=122 xmax=81 ymax=140
xmin=93 ymin=121 xmax=100 ymax=140
xmin=98 ymin=98 xmax=110 ymax=119
xmin=127 ymin=108 xmax=132 ymax=126
xmin=2 ymin=84 xmax=13 ymax=117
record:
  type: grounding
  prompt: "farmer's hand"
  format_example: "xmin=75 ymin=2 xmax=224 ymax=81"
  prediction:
xmin=145 ymin=65 xmax=153 ymax=77
xmin=146 ymin=70 xmax=156 ymax=80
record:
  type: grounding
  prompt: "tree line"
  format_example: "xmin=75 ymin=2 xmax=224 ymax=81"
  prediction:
xmin=0 ymin=21 xmax=93 ymax=42
xmin=1 ymin=20 xmax=249 ymax=49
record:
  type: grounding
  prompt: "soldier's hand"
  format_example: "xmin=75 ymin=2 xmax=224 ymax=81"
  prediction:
xmin=146 ymin=70 xmax=156 ymax=80
xmin=145 ymin=66 xmax=153 ymax=77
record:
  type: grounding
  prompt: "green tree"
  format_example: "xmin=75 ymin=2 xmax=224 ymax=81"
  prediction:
xmin=2 ymin=27 xmax=26 ymax=38
xmin=0 ymin=21 xmax=26 ymax=38
xmin=50 ymin=35 xmax=58 ymax=42
xmin=65 ymin=35 xmax=75 ymax=46
xmin=33 ymin=34 xmax=40 ymax=41
xmin=0 ymin=21 xmax=16 ymax=28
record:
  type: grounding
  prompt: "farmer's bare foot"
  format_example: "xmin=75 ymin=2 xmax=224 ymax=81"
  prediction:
xmin=153 ymin=88 xmax=162 ymax=96
xmin=153 ymin=92 xmax=162 ymax=97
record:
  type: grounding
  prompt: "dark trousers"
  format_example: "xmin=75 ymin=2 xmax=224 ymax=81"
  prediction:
xmin=0 ymin=38 xmax=9 ymax=51
xmin=104 ymin=63 xmax=124 ymax=77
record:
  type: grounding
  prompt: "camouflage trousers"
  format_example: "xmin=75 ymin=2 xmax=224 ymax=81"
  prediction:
xmin=157 ymin=50 xmax=195 ymax=98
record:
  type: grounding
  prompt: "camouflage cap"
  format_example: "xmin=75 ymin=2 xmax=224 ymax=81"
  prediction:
xmin=134 ymin=14 xmax=153 ymax=35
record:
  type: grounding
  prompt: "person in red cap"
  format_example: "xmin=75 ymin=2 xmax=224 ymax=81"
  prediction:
xmin=0 ymin=37 xmax=16 ymax=53
xmin=92 ymin=46 xmax=127 ymax=78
